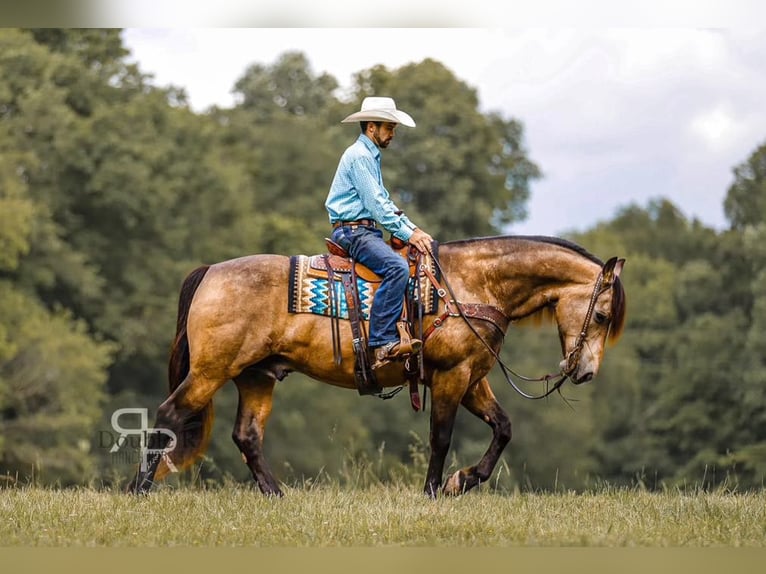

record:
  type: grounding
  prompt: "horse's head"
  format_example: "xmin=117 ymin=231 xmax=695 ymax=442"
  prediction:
xmin=554 ymin=256 xmax=626 ymax=384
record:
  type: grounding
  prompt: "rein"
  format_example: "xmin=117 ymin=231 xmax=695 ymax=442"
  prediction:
xmin=421 ymin=251 xmax=606 ymax=400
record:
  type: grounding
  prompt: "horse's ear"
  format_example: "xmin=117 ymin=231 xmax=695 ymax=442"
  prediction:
xmin=602 ymin=257 xmax=626 ymax=282
xmin=614 ymin=258 xmax=625 ymax=278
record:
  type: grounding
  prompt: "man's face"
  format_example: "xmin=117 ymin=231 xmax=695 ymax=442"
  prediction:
xmin=370 ymin=122 xmax=398 ymax=148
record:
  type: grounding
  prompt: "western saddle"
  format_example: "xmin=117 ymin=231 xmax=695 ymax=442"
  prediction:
xmin=321 ymin=236 xmax=430 ymax=410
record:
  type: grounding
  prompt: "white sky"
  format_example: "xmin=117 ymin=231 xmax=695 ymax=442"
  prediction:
xmin=120 ymin=22 xmax=766 ymax=236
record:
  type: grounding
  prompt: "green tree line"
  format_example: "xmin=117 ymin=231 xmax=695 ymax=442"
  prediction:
xmin=1 ymin=29 xmax=764 ymax=491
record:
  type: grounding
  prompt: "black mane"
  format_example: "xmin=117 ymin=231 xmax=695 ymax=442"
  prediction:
xmin=442 ymin=234 xmax=604 ymax=266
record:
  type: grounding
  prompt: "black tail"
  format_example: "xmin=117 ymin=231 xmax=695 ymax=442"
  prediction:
xmin=168 ymin=264 xmax=209 ymax=391
xmin=160 ymin=264 xmax=214 ymax=476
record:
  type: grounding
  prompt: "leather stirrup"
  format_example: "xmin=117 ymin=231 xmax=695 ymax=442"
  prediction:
xmin=396 ymin=321 xmax=417 ymax=355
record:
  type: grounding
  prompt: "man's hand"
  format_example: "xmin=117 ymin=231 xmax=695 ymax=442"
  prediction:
xmin=408 ymin=228 xmax=434 ymax=254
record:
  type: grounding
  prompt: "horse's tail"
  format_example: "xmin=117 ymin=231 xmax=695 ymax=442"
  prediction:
xmin=156 ymin=264 xmax=215 ymax=480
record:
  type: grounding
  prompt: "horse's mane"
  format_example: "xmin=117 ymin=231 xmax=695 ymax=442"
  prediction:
xmin=609 ymin=273 xmax=627 ymax=343
xmin=443 ymin=235 xmax=626 ymax=343
xmin=442 ymin=234 xmax=605 ymax=265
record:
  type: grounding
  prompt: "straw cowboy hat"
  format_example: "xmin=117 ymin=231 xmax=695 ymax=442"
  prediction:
xmin=341 ymin=96 xmax=416 ymax=128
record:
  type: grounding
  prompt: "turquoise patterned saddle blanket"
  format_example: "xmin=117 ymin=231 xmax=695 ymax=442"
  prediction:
xmin=287 ymin=252 xmax=439 ymax=320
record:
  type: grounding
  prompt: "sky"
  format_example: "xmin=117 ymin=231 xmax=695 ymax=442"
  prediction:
xmin=120 ymin=24 xmax=766 ymax=237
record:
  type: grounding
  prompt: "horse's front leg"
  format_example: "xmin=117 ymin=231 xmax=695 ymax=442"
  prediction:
xmin=232 ymin=371 xmax=283 ymax=496
xmin=424 ymin=369 xmax=470 ymax=498
xmin=442 ymin=376 xmax=512 ymax=496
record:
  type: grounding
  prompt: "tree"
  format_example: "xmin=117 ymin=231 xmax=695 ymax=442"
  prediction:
xmin=233 ymin=51 xmax=339 ymax=120
xmin=710 ymin=223 xmax=766 ymax=486
xmin=0 ymin=32 xmax=116 ymax=483
xmin=568 ymin=194 xmax=766 ymax=489
xmin=0 ymin=286 xmax=115 ymax=485
xmin=724 ymin=141 xmax=766 ymax=230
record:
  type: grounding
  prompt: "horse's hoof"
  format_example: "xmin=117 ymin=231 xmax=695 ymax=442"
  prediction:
xmin=442 ymin=470 xmax=466 ymax=496
xmin=125 ymin=476 xmax=152 ymax=495
xmin=128 ymin=484 xmax=153 ymax=496
xmin=259 ymin=482 xmax=284 ymax=497
xmin=424 ymin=483 xmax=440 ymax=499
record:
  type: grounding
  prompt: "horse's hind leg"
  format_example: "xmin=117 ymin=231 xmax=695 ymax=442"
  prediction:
xmin=232 ymin=370 xmax=282 ymax=496
xmin=130 ymin=373 xmax=225 ymax=494
xmin=442 ymin=377 xmax=512 ymax=496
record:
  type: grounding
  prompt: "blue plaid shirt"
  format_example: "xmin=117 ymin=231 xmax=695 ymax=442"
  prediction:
xmin=325 ymin=134 xmax=416 ymax=241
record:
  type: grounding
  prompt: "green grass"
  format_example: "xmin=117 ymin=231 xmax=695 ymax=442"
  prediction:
xmin=2 ymin=485 xmax=765 ymax=547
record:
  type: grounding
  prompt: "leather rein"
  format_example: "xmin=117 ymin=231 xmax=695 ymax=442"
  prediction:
xmin=418 ymin=251 xmax=607 ymax=400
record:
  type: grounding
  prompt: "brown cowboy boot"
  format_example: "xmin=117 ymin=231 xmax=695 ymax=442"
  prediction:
xmin=370 ymin=322 xmax=422 ymax=370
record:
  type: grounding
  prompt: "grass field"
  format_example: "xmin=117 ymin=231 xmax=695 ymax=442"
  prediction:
xmin=2 ymin=484 xmax=765 ymax=547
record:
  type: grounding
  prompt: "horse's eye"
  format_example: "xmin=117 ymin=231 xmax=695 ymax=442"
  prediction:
xmin=594 ymin=312 xmax=608 ymax=325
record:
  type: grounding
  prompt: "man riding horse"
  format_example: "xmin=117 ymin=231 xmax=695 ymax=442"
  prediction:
xmin=127 ymin=98 xmax=627 ymax=498
xmin=325 ymin=97 xmax=434 ymax=370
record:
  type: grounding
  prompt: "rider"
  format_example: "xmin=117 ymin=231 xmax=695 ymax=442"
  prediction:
xmin=325 ymin=96 xmax=434 ymax=370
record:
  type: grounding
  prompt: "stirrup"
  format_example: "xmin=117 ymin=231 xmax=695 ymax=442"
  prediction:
xmin=395 ymin=321 xmax=422 ymax=355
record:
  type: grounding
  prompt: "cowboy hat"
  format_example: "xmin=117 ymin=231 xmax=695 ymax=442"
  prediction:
xmin=341 ymin=96 xmax=416 ymax=128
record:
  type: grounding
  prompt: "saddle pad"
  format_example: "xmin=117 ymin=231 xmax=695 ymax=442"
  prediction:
xmin=289 ymin=255 xmax=376 ymax=320
xmin=288 ymin=253 xmax=440 ymax=319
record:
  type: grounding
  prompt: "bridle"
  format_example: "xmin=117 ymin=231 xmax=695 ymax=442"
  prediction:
xmin=560 ymin=269 xmax=606 ymax=379
xmin=424 ymin=252 xmax=609 ymax=400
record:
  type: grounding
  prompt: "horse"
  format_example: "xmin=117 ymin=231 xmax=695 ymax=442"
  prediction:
xmin=128 ymin=235 xmax=626 ymax=498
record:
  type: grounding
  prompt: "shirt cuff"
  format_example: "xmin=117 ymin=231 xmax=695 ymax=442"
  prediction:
xmin=394 ymin=227 xmax=414 ymax=242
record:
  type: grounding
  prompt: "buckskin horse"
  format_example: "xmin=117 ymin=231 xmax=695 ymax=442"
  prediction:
xmin=129 ymin=235 xmax=626 ymax=497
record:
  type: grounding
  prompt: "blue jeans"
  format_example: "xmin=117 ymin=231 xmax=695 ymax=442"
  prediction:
xmin=331 ymin=225 xmax=409 ymax=348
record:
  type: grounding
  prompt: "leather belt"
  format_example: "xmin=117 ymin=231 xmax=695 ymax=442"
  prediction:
xmin=332 ymin=219 xmax=377 ymax=229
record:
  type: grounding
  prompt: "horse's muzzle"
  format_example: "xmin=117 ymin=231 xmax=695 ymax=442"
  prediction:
xmin=573 ymin=372 xmax=593 ymax=385
xmin=559 ymin=356 xmax=594 ymax=385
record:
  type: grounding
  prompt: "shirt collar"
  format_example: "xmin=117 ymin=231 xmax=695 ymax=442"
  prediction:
xmin=358 ymin=133 xmax=380 ymax=161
